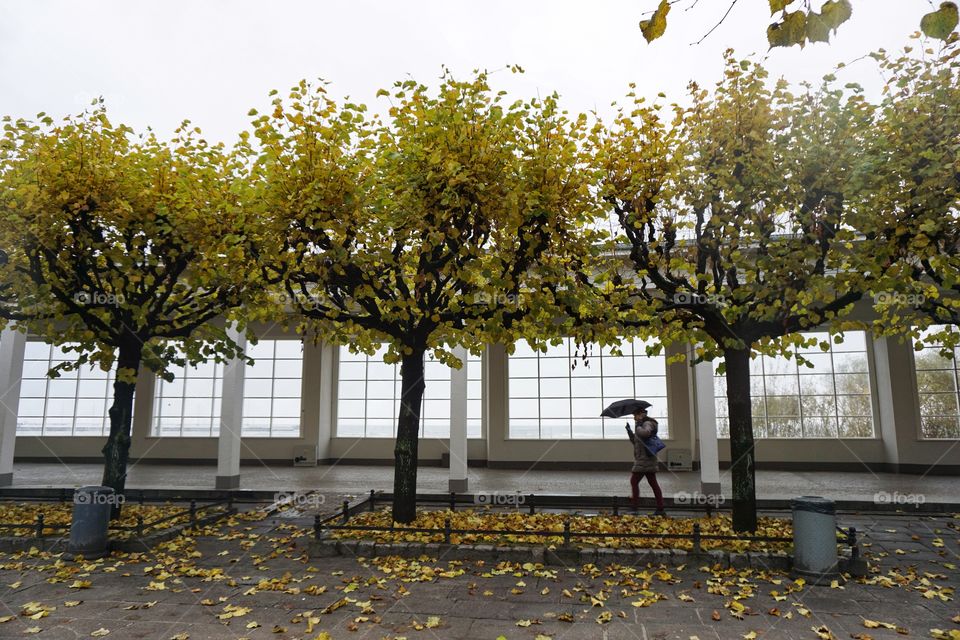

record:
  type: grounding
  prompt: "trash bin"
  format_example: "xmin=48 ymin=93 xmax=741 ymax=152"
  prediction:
xmin=67 ymin=486 xmax=114 ymax=559
xmin=791 ymin=495 xmax=838 ymax=582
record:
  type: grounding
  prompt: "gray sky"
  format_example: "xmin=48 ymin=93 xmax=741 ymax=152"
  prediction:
xmin=0 ymin=0 xmax=927 ymax=143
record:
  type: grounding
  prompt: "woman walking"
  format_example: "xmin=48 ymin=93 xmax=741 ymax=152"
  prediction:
xmin=626 ymin=407 xmax=666 ymax=516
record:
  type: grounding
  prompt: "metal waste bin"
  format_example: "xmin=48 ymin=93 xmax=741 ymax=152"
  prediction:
xmin=791 ymin=495 xmax=838 ymax=582
xmin=67 ymin=486 xmax=114 ymax=559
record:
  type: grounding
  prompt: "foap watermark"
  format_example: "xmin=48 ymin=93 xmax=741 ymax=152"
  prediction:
xmin=74 ymin=491 xmax=125 ymax=506
xmin=74 ymin=291 xmax=125 ymax=307
xmin=673 ymin=291 xmax=726 ymax=307
xmin=673 ymin=491 xmax=725 ymax=508
xmin=269 ymin=291 xmax=323 ymax=311
xmin=273 ymin=491 xmax=327 ymax=510
xmin=874 ymin=491 xmax=925 ymax=507
xmin=873 ymin=292 xmax=926 ymax=306
xmin=474 ymin=491 xmax=526 ymax=507
xmin=471 ymin=291 xmax=525 ymax=306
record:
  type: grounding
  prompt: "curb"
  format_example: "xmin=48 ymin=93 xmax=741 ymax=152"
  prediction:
xmin=308 ymin=536 xmax=866 ymax=577
xmin=308 ymin=536 xmax=794 ymax=571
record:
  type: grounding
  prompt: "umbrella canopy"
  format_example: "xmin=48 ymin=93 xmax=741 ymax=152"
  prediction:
xmin=600 ymin=399 xmax=652 ymax=418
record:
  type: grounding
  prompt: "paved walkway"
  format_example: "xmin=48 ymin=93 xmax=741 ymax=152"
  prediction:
xmin=8 ymin=462 xmax=960 ymax=506
xmin=0 ymin=504 xmax=957 ymax=639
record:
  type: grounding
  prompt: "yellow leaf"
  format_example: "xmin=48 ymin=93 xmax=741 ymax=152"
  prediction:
xmin=64 ymin=601 xmax=82 ymax=607
xmin=70 ymin=580 xmax=92 ymax=589
xmin=24 ymin=627 xmax=41 ymax=634
xmin=425 ymin=616 xmax=441 ymax=628
xmin=863 ymin=619 xmax=896 ymax=630
xmin=91 ymin=629 xmax=110 ymax=637
xmin=639 ymin=0 xmax=671 ymax=42
xmin=596 ymin=611 xmax=613 ymax=624
xmin=811 ymin=626 xmax=838 ymax=640
xmin=0 ymin=616 xmax=15 ymax=623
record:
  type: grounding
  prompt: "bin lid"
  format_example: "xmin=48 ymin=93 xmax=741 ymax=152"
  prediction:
xmin=74 ymin=485 xmax=115 ymax=495
xmin=791 ymin=495 xmax=835 ymax=515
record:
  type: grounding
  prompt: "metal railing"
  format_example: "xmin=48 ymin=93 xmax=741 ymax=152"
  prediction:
xmin=313 ymin=490 xmax=862 ymax=557
xmin=0 ymin=497 xmax=235 ymax=539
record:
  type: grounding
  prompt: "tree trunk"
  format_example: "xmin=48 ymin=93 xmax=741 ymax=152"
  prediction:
xmin=392 ymin=350 xmax=426 ymax=524
xmin=101 ymin=338 xmax=141 ymax=520
xmin=724 ymin=346 xmax=757 ymax=532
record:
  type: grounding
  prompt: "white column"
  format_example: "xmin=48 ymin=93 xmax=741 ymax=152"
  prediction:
xmin=215 ymin=327 xmax=247 ymax=490
xmin=449 ymin=346 xmax=469 ymax=492
xmin=0 ymin=328 xmax=25 ymax=486
xmin=873 ymin=335 xmax=908 ymax=471
xmin=315 ymin=341 xmax=335 ymax=462
xmin=690 ymin=346 xmax=721 ymax=497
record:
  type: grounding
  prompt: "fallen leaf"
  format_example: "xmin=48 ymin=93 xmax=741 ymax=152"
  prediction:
xmin=91 ymin=629 xmax=110 ymax=637
xmin=812 ymin=626 xmax=837 ymax=640
xmin=863 ymin=620 xmax=896 ymax=630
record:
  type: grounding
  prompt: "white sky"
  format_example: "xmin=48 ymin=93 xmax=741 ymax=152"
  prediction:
xmin=0 ymin=0 xmax=927 ymax=144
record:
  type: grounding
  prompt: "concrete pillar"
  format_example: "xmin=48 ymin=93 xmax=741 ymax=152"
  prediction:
xmin=128 ymin=363 xmax=156 ymax=459
xmin=484 ymin=343 xmax=508 ymax=463
xmin=300 ymin=339 xmax=326 ymax=462
xmin=690 ymin=346 xmax=721 ymax=496
xmin=316 ymin=341 xmax=335 ymax=461
xmin=873 ymin=335 xmax=917 ymax=471
xmin=215 ymin=327 xmax=247 ymax=490
xmin=449 ymin=346 xmax=469 ymax=492
xmin=0 ymin=328 xmax=25 ymax=486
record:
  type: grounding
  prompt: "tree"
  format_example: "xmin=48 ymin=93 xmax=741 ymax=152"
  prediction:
xmin=597 ymin=54 xmax=875 ymax=531
xmin=639 ymin=0 xmax=958 ymax=48
xmin=855 ymin=41 xmax=960 ymax=350
xmin=249 ymin=73 xmax=604 ymax=523
xmin=0 ymin=106 xmax=254 ymax=515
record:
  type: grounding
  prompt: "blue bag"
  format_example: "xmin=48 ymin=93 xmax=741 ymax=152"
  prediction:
xmin=643 ymin=434 xmax=666 ymax=455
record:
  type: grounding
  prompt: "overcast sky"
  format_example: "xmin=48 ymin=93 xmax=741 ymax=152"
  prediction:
xmin=0 ymin=0 xmax=928 ymax=144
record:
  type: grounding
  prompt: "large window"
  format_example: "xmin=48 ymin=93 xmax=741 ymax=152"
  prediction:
xmin=152 ymin=357 xmax=223 ymax=437
xmin=241 ymin=340 xmax=303 ymax=437
xmin=914 ymin=325 xmax=960 ymax=439
xmin=714 ymin=331 xmax=874 ymax=438
xmin=508 ymin=337 xmax=669 ymax=439
xmin=152 ymin=340 xmax=303 ymax=438
xmin=17 ymin=341 xmax=119 ymax=436
xmin=336 ymin=346 xmax=482 ymax=438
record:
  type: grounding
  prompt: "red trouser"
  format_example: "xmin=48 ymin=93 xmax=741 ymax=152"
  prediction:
xmin=630 ymin=471 xmax=664 ymax=509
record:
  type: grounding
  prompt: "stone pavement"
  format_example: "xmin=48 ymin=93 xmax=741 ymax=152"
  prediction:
xmin=0 ymin=501 xmax=957 ymax=640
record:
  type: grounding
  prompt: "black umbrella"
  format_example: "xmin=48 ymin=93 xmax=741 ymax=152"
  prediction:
xmin=600 ymin=399 xmax=652 ymax=418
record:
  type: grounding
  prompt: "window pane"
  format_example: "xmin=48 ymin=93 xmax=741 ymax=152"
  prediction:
xmin=715 ymin=331 xmax=874 ymax=438
xmin=336 ymin=346 xmax=481 ymax=437
xmin=921 ymin=415 xmax=960 ymax=439
xmin=17 ymin=341 xmax=120 ymax=436
xmin=509 ymin=337 xmax=668 ymax=439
